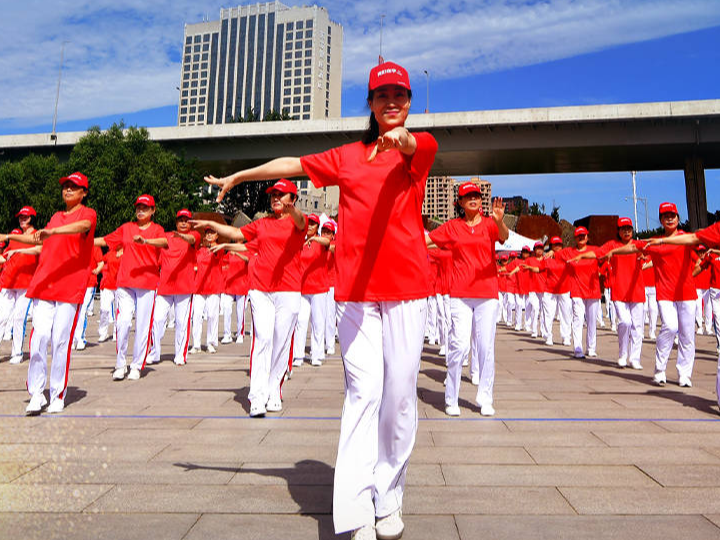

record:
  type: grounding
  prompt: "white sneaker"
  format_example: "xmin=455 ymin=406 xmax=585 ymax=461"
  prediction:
xmin=292 ymin=359 xmax=304 ymax=367
xmin=439 ymin=346 xmax=446 ymax=356
xmin=678 ymin=375 xmax=692 ymax=388
xmin=25 ymin=393 xmax=47 ymax=415
xmin=188 ymin=347 xmax=200 ymax=354
xmin=445 ymin=404 xmax=461 ymax=417
xmin=545 ymin=339 xmax=553 ymax=346
xmin=480 ymin=403 xmax=496 ymax=416
xmin=112 ymin=367 xmax=127 ymax=381
xmin=47 ymin=399 xmax=64 ymax=414
xmin=428 ymin=339 xmax=436 ymax=346
xmin=311 ymin=359 xmax=322 ymax=367
xmin=573 ymin=350 xmax=585 ymax=359
xmin=167 ymin=322 xmax=175 ymax=329
xmin=443 ymin=377 xmax=447 ymax=387
xmin=649 ymin=333 xmax=656 ymax=340
xmin=618 ymin=357 xmax=627 ymax=368
xmin=587 ymin=350 xmax=597 ymax=358
xmin=173 ymin=358 xmax=186 ymax=366
xmin=98 ymin=333 xmax=109 ymax=343
xmin=611 ymin=326 xmax=617 ymax=332
xmin=531 ymin=333 xmax=538 ymax=339
xmin=266 ymin=398 xmax=282 ymax=412
xmin=145 ymin=357 xmax=156 ymax=365
xmin=221 ymin=336 xmax=233 ymax=344
xmin=376 ymin=510 xmax=404 ymax=540
xmin=697 ymin=328 xmax=704 ymax=335
xmin=562 ymin=339 xmax=571 ymax=346
xmin=127 ymin=368 xmax=141 ymax=380
xmin=236 ymin=336 xmax=244 ymax=344
xmin=326 ymin=347 xmax=335 ymax=355
xmin=471 ymin=374 xmax=480 ymax=386
xmin=9 ymin=355 xmax=22 ymax=364
xmin=207 ymin=344 xmax=217 ymax=354
xmin=351 ymin=525 xmax=376 ymax=540
xmin=249 ymin=403 xmax=266 ymax=417
xmin=630 ymin=361 xmax=642 ymax=370
xmin=653 ymin=371 xmax=667 ymax=386
xmin=75 ymin=341 xmax=86 ymax=351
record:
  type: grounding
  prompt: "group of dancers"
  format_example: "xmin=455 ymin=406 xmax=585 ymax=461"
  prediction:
xmin=2 ymin=60 xmax=720 ymax=540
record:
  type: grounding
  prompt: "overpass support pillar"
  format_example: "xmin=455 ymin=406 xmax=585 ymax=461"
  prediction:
xmin=684 ymin=155 xmax=708 ymax=230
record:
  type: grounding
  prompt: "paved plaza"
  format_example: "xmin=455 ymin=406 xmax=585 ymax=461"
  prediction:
xmin=1 ymin=310 xmax=720 ymax=539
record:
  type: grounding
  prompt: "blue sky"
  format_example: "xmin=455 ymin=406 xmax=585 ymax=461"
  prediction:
xmin=1 ymin=0 xmax=719 ymax=229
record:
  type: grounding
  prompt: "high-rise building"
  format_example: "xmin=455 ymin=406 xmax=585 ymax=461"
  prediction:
xmin=423 ymin=176 xmax=457 ymax=222
xmin=296 ymin=180 xmax=339 ymax=216
xmin=179 ymin=2 xmax=342 ymax=126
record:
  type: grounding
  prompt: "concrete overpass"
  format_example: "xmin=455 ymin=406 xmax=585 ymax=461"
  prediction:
xmin=1 ymin=99 xmax=719 ymax=228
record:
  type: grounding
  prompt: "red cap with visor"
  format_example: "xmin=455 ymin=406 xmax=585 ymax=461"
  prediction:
xmin=322 ymin=221 xmax=337 ymax=233
xmin=176 ymin=209 xmax=193 ymax=219
xmin=368 ymin=62 xmax=411 ymax=91
xmin=549 ymin=236 xmax=562 ymax=245
xmin=617 ymin=217 xmax=633 ymax=228
xmin=15 ymin=206 xmax=36 ymax=217
xmin=308 ymin=213 xmax=320 ymax=224
xmin=59 ymin=172 xmax=88 ymax=189
xmin=458 ymin=182 xmax=482 ymax=197
xmin=265 ymin=179 xmax=298 ymax=196
xmin=533 ymin=241 xmax=544 ymax=249
xmin=135 ymin=194 xmax=155 ymax=207
xmin=574 ymin=226 xmax=589 ymax=237
xmin=659 ymin=202 xmax=678 ymax=216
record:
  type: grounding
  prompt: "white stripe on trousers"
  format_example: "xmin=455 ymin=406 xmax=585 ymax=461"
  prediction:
xmin=115 ymin=287 xmax=156 ymax=371
xmin=0 ymin=288 xmax=31 ymax=358
xmin=447 ymin=297 xmax=498 ymax=408
xmin=614 ymin=300 xmax=644 ymax=364
xmin=333 ymin=299 xmax=427 ymax=534
xmin=151 ymin=294 xmax=192 ymax=364
xmin=572 ymin=297 xmax=599 ymax=355
xmin=655 ymin=300 xmax=696 ymax=378
xmin=247 ymin=290 xmax=300 ymax=406
xmin=293 ymin=293 xmax=328 ymax=362
xmin=27 ymin=299 xmax=80 ymax=404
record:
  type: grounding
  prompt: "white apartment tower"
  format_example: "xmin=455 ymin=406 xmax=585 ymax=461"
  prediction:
xmin=179 ymin=2 xmax=342 ymax=126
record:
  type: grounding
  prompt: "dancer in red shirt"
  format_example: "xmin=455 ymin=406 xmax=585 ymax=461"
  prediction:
xmin=522 ymin=241 xmax=547 ymax=339
xmin=73 ymin=246 xmax=103 ymax=351
xmin=96 ymin=195 xmax=168 ymax=381
xmin=1 ymin=172 xmax=97 ymax=414
xmin=508 ymin=246 xmax=532 ymax=332
xmin=202 ymin=61 xmax=437 ymax=540
xmin=323 ymin=220 xmax=338 ymax=355
xmin=191 ymin=227 xmax=225 ymax=354
xmin=694 ymin=245 xmax=713 ymax=335
xmin=98 ymin=246 xmax=122 ymax=343
xmin=542 ymin=237 xmax=572 ymax=346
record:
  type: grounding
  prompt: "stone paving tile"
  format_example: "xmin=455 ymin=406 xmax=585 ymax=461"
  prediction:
xmin=151 ymin=444 xmax=339 ymax=464
xmin=503 ymin=420 xmax=667 ymax=433
xmin=410 ymin=445 xmax=534 ymax=464
xmin=86 ymin=484 xmax=332 ymax=514
xmin=560 ymin=487 xmax=720 ymax=514
xmin=89 ymin=427 xmax=269 ymax=446
xmin=454 ymin=515 xmax=720 ymax=540
xmin=0 ymin=513 xmax=200 ymax=540
xmin=706 ymin=515 xmax=720 ymax=529
xmin=0 ymin=443 xmax=168 ymax=463
xmin=0 ymin=462 xmax=43 ymax=482
xmin=527 ymin=446 xmax=720 ymax=465
xmin=594 ymin=432 xmax=720 ymax=447
xmin=638 ymin=465 xmax=720 ymax=487
xmin=183 ymin=514 xmax=342 ymax=540
xmin=441 ymin=464 xmax=656 ymax=487
xmin=430 ymin=431 xmax=606 ymax=447
xmin=0 ymin=484 xmax=113 ymax=512
xmin=404 ymin=486 xmax=574 ymax=514
xmin=654 ymin=420 xmax=720 ymax=433
xmin=419 ymin=419 xmax=511 ymax=433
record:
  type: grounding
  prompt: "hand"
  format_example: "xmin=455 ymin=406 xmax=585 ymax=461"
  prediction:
xmin=209 ymin=243 xmax=225 ymax=253
xmin=367 ymin=127 xmax=409 ymax=162
xmin=491 ymin=197 xmax=505 ymax=223
xmin=35 ymin=229 xmax=53 ymax=243
xmin=189 ymin=219 xmax=212 ymax=230
xmin=204 ymin=174 xmax=235 ymax=203
xmin=3 ymin=250 xmax=16 ymax=260
xmin=645 ymin=238 xmax=663 ymax=248
xmin=133 ymin=235 xmax=147 ymax=245
xmin=0 ymin=234 xmax=7 ymax=243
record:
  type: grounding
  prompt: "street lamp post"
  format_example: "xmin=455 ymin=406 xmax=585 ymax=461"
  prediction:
xmin=51 ymin=40 xmax=70 ymax=143
xmin=423 ymin=70 xmax=429 ymax=114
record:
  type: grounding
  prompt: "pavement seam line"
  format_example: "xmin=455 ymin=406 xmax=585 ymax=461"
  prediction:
xmin=554 ymin=486 xmax=580 ymax=515
xmin=79 ymin=484 xmax=116 ymax=513
xmin=700 ymin=514 xmax=720 ymax=532
xmin=633 ymin=464 xmax=665 ymax=487
xmin=179 ymin=512 xmax=204 ymax=540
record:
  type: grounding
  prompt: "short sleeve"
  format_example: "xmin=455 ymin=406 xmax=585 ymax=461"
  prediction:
xmin=409 ymin=132 xmax=438 ymax=183
xmin=241 ymin=220 xmax=259 ymax=242
xmin=429 ymin=221 xmax=454 ymax=250
xmin=190 ymin=230 xmax=201 ymax=249
xmin=487 ymin=218 xmax=500 ymax=244
xmin=104 ymin=223 xmax=126 ymax=251
xmin=301 ymin=146 xmax=343 ymax=189
xmin=697 ymin=222 xmax=720 ymax=248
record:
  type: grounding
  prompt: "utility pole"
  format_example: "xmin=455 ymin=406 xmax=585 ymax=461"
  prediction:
xmin=631 ymin=171 xmax=639 ymax=231
xmin=51 ymin=41 xmax=70 ymax=143
xmin=423 ymin=70 xmax=429 ymax=113
xmin=379 ymin=14 xmax=385 ymax=62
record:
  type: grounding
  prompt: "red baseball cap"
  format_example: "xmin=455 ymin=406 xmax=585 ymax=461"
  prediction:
xmin=500 ymin=254 xmax=509 ymax=260
xmin=135 ymin=194 xmax=155 ymax=207
xmin=308 ymin=213 xmax=320 ymax=224
xmin=176 ymin=209 xmax=193 ymax=219
xmin=549 ymin=236 xmax=562 ymax=245
xmin=59 ymin=172 xmax=88 ymax=189
xmin=533 ymin=241 xmax=544 ymax=249
xmin=265 ymin=179 xmax=297 ymax=196
xmin=368 ymin=62 xmax=411 ymax=92
xmin=698 ymin=244 xmax=708 ymax=251
xmin=659 ymin=202 xmax=678 ymax=216
xmin=574 ymin=226 xmax=588 ymax=237
xmin=15 ymin=206 xmax=36 ymax=217
xmin=458 ymin=182 xmax=482 ymax=197
xmin=322 ymin=221 xmax=337 ymax=233
xmin=617 ymin=217 xmax=633 ymax=228
xmin=521 ymin=245 xmax=531 ymax=252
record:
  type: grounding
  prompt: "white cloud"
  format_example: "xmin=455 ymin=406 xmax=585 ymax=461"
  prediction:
xmin=1 ymin=0 xmax=720 ymax=127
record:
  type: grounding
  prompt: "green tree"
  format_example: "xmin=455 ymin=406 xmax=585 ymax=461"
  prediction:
xmin=550 ymin=205 xmax=561 ymax=222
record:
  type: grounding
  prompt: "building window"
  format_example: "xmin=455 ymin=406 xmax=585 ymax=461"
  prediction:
xmin=304 ymin=77 xmax=311 ymax=84
xmin=293 ymin=105 xmax=300 ymax=113
xmin=305 ymin=39 xmax=312 ymax=48
xmin=305 ymin=59 xmax=312 ymax=66
xmin=287 ymin=42 xmax=293 ymax=50
xmin=304 ymin=68 xmax=311 ymax=75
xmin=182 ymin=90 xmax=189 ymax=97
xmin=307 ymin=20 xmax=313 ymax=28
xmin=189 ymin=115 xmax=195 ymax=122
xmin=294 ymin=78 xmax=301 ymax=85
xmin=297 ymin=21 xmax=303 ymax=29
xmin=185 ymin=37 xmax=192 ymax=44
xmin=192 ymin=63 xmax=199 ymax=70
xmin=190 ymin=98 xmax=197 ymax=104
xmin=200 ymin=88 xmax=206 ymax=95
xmin=284 ymin=88 xmax=291 ymax=95
xmin=180 ymin=116 xmax=187 ymax=122
xmin=293 ymin=96 xmax=301 ymax=104
xmin=328 ymin=25 xmax=331 ymax=34
xmin=194 ymin=44 xmax=201 ymax=52
xmin=283 ymin=98 xmax=290 ymax=105
xmin=198 ymin=115 xmax=204 ymax=121
xmin=180 ymin=107 xmax=187 ymax=113
xmin=203 ymin=33 xmax=210 ymax=42
xmin=287 ymin=22 xmax=293 ymax=30
xmin=304 ymin=49 xmax=312 ymax=57
xmin=294 ymin=68 xmax=301 ymax=76
xmin=284 ymin=70 xmax=291 ymax=77
xmin=295 ymin=31 xmax=303 ymax=39
xmin=328 ymin=36 xmax=331 ymax=45
xmin=190 ymin=89 xmax=197 ymax=96
xmin=304 ymin=86 xmax=311 ymax=93
xmin=293 ymin=87 xmax=301 ymax=94
xmin=201 ymin=71 xmax=207 ymax=78
xmin=182 ymin=82 xmax=189 ymax=88
xmin=295 ymin=51 xmax=302 ymax=58
xmin=295 ymin=60 xmax=302 ymax=67
xmin=190 ymin=106 xmax=196 ymax=113
xmin=202 ymin=53 xmax=209 ymax=60
xmin=203 ymin=43 xmax=209 ymax=51
xmin=194 ymin=35 xmax=201 ymax=43
xmin=285 ymin=61 xmax=292 ymax=68
xmin=303 ymin=105 xmax=310 ymax=112
xmin=285 ymin=52 xmax=292 ymax=59
xmin=201 ymin=62 xmax=208 ymax=69
xmin=303 ymin=95 xmax=311 ymax=103
xmin=184 ymin=55 xmax=190 ymax=63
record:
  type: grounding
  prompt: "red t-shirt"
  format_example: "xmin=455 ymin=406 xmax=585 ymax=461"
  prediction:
xmin=597 ymin=240 xmax=645 ymax=303
xmin=642 ymin=262 xmax=656 ymax=288
xmin=157 ymin=231 xmax=200 ymax=296
xmin=643 ymin=236 xmax=698 ymax=301
xmin=86 ymin=246 xmax=104 ymax=288
xmin=513 ymin=256 xmax=532 ymax=295
xmin=0 ymin=237 xmax=39 ymax=289
xmin=327 ymin=243 xmax=336 ymax=288
xmin=695 ymin=258 xmax=712 ymax=289
xmin=697 ymin=222 xmax=720 ymax=248
xmin=241 ymin=216 xmax=307 ymax=292
xmin=429 ymin=248 xmax=452 ymax=296
xmin=525 ymin=257 xmax=546 ymax=293
xmin=104 ymin=222 xmax=165 ymax=290
xmin=505 ymin=259 xmax=519 ymax=294
xmin=100 ymin=249 xmax=122 ymax=290
xmin=300 ymin=239 xmax=330 ymax=295
xmin=429 ymin=217 xmax=500 ymax=299
xmin=300 ymin=132 xmax=438 ymax=302
xmin=557 ymin=246 xmax=601 ymax=299
xmin=702 ymin=254 xmax=720 ymax=288
xmin=544 ymin=257 xmax=571 ymax=295
xmin=225 ymin=252 xmax=250 ymax=296
xmin=27 ymin=206 xmax=97 ymax=304
xmin=497 ymin=264 xmax=508 ymax=292
xmin=195 ymin=247 xmax=225 ymax=295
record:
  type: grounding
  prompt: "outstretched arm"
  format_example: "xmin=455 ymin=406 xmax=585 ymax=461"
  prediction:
xmin=491 ymin=198 xmax=509 ymax=242
xmin=647 ymin=233 xmax=700 ymax=247
xmin=190 ymin=220 xmax=245 ymax=242
xmin=204 ymin=157 xmax=305 ymax=203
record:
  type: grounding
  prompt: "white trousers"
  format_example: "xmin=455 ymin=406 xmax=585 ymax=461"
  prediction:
xmin=325 ymin=287 xmax=337 ymax=350
xmin=696 ymin=288 xmax=712 ymax=333
xmin=447 ymin=297 xmax=498 ymax=408
xmin=645 ymin=286 xmax=659 ymax=337
xmin=115 ymin=287 xmax=156 ymax=371
xmin=655 ymin=300 xmax=696 ymax=378
xmin=426 ymin=295 xmax=439 ymax=342
xmin=192 ymin=294 xmax=220 ymax=348
xmin=333 ymin=299 xmax=427 ymax=533
xmin=541 ymin=292 xmax=571 ymax=343
xmin=437 ymin=294 xmax=451 ymax=352
xmin=572 ymin=297 xmax=599 ymax=355
xmin=0 ymin=288 xmax=31 ymax=358
xmin=98 ymin=289 xmax=116 ymax=339
xmin=151 ymin=294 xmax=192 ymax=364
xmin=504 ymin=291 xmax=516 ymax=327
xmin=74 ymin=287 xmax=96 ymax=347
xmin=222 ymin=294 xmax=247 ymax=340
xmin=526 ymin=292 xmax=541 ymax=335
xmin=293 ymin=293 xmax=328 ymax=362
xmin=614 ymin=301 xmax=644 ymax=363
xmin=248 ymin=290 xmax=300 ymax=406
xmin=27 ymin=300 xmax=80 ymax=403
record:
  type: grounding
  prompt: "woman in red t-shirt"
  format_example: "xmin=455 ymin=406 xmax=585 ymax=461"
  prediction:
xmin=1 ymin=173 xmax=96 ymax=414
xmin=428 ymin=182 xmax=509 ymax=417
xmin=507 ymin=246 xmax=532 ymax=332
xmin=0 ymin=206 xmax=39 ymax=364
xmin=522 ymin=241 xmax=547 ymax=339
xmin=693 ymin=245 xmax=713 ymax=335
xmin=98 ymin=246 xmax=123 ymax=342
xmin=293 ymin=213 xmax=331 ymax=367
xmin=73 ymin=246 xmax=104 ymax=351
xmin=190 ymin=227 xmax=225 ymax=354
xmin=201 ymin=62 xmax=437 ymax=539
xmin=323 ymin=221 xmax=338 ymax=355
xmin=542 ymin=237 xmax=572 ymax=346
xmin=96 ymin=195 xmax=168 ymax=382
xmin=641 ymin=254 xmax=659 ymax=339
